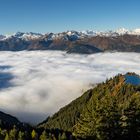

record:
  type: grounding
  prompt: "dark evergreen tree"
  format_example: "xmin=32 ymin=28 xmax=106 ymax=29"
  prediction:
xmin=9 ymin=125 xmax=17 ymax=140
xmin=18 ymin=131 xmax=25 ymax=140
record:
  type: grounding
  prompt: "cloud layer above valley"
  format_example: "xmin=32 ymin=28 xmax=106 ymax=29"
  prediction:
xmin=0 ymin=51 xmax=140 ymax=124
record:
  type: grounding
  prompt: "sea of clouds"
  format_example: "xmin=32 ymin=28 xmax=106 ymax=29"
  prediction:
xmin=0 ymin=51 xmax=140 ymax=124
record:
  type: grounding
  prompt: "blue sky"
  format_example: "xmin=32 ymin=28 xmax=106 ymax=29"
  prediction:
xmin=0 ymin=0 xmax=140 ymax=34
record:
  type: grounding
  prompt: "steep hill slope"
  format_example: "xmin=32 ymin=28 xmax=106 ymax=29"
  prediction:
xmin=0 ymin=73 xmax=140 ymax=139
xmin=38 ymin=89 xmax=93 ymax=131
xmin=39 ymin=73 xmax=140 ymax=139
xmin=0 ymin=111 xmax=21 ymax=128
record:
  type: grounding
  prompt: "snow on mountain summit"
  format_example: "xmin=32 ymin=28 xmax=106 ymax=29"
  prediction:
xmin=13 ymin=32 xmax=43 ymax=40
xmin=115 ymin=28 xmax=129 ymax=35
xmin=81 ymin=30 xmax=97 ymax=36
xmin=1 ymin=28 xmax=140 ymax=41
xmin=115 ymin=28 xmax=140 ymax=36
xmin=81 ymin=28 xmax=140 ymax=36
xmin=1 ymin=32 xmax=43 ymax=41
xmin=131 ymin=28 xmax=140 ymax=35
xmin=0 ymin=35 xmax=6 ymax=40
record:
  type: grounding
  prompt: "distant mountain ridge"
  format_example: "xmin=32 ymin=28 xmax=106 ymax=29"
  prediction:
xmin=1 ymin=28 xmax=140 ymax=40
xmin=1 ymin=28 xmax=140 ymax=53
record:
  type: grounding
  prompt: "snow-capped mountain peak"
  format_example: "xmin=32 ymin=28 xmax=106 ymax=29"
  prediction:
xmin=81 ymin=30 xmax=97 ymax=36
xmin=0 ymin=35 xmax=6 ymax=40
xmin=115 ymin=28 xmax=129 ymax=35
xmin=131 ymin=28 xmax=140 ymax=35
xmin=115 ymin=28 xmax=140 ymax=36
xmin=81 ymin=28 xmax=140 ymax=37
xmin=2 ymin=32 xmax=43 ymax=41
xmin=1 ymin=28 xmax=140 ymax=42
xmin=13 ymin=32 xmax=43 ymax=40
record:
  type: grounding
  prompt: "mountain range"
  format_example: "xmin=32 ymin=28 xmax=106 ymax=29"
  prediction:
xmin=1 ymin=28 xmax=140 ymax=53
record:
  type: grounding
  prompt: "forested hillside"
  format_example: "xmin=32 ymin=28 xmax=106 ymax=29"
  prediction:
xmin=39 ymin=73 xmax=140 ymax=140
xmin=0 ymin=73 xmax=140 ymax=139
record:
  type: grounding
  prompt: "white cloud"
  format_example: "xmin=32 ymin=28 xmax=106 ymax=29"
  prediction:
xmin=0 ymin=51 xmax=140 ymax=124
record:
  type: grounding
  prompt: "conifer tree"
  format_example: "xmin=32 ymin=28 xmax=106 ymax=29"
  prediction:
xmin=18 ymin=131 xmax=25 ymax=140
xmin=9 ymin=125 xmax=17 ymax=140
xmin=4 ymin=133 xmax=9 ymax=140
xmin=31 ymin=130 xmax=38 ymax=140
xmin=40 ymin=130 xmax=47 ymax=140
xmin=61 ymin=132 xmax=67 ymax=140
